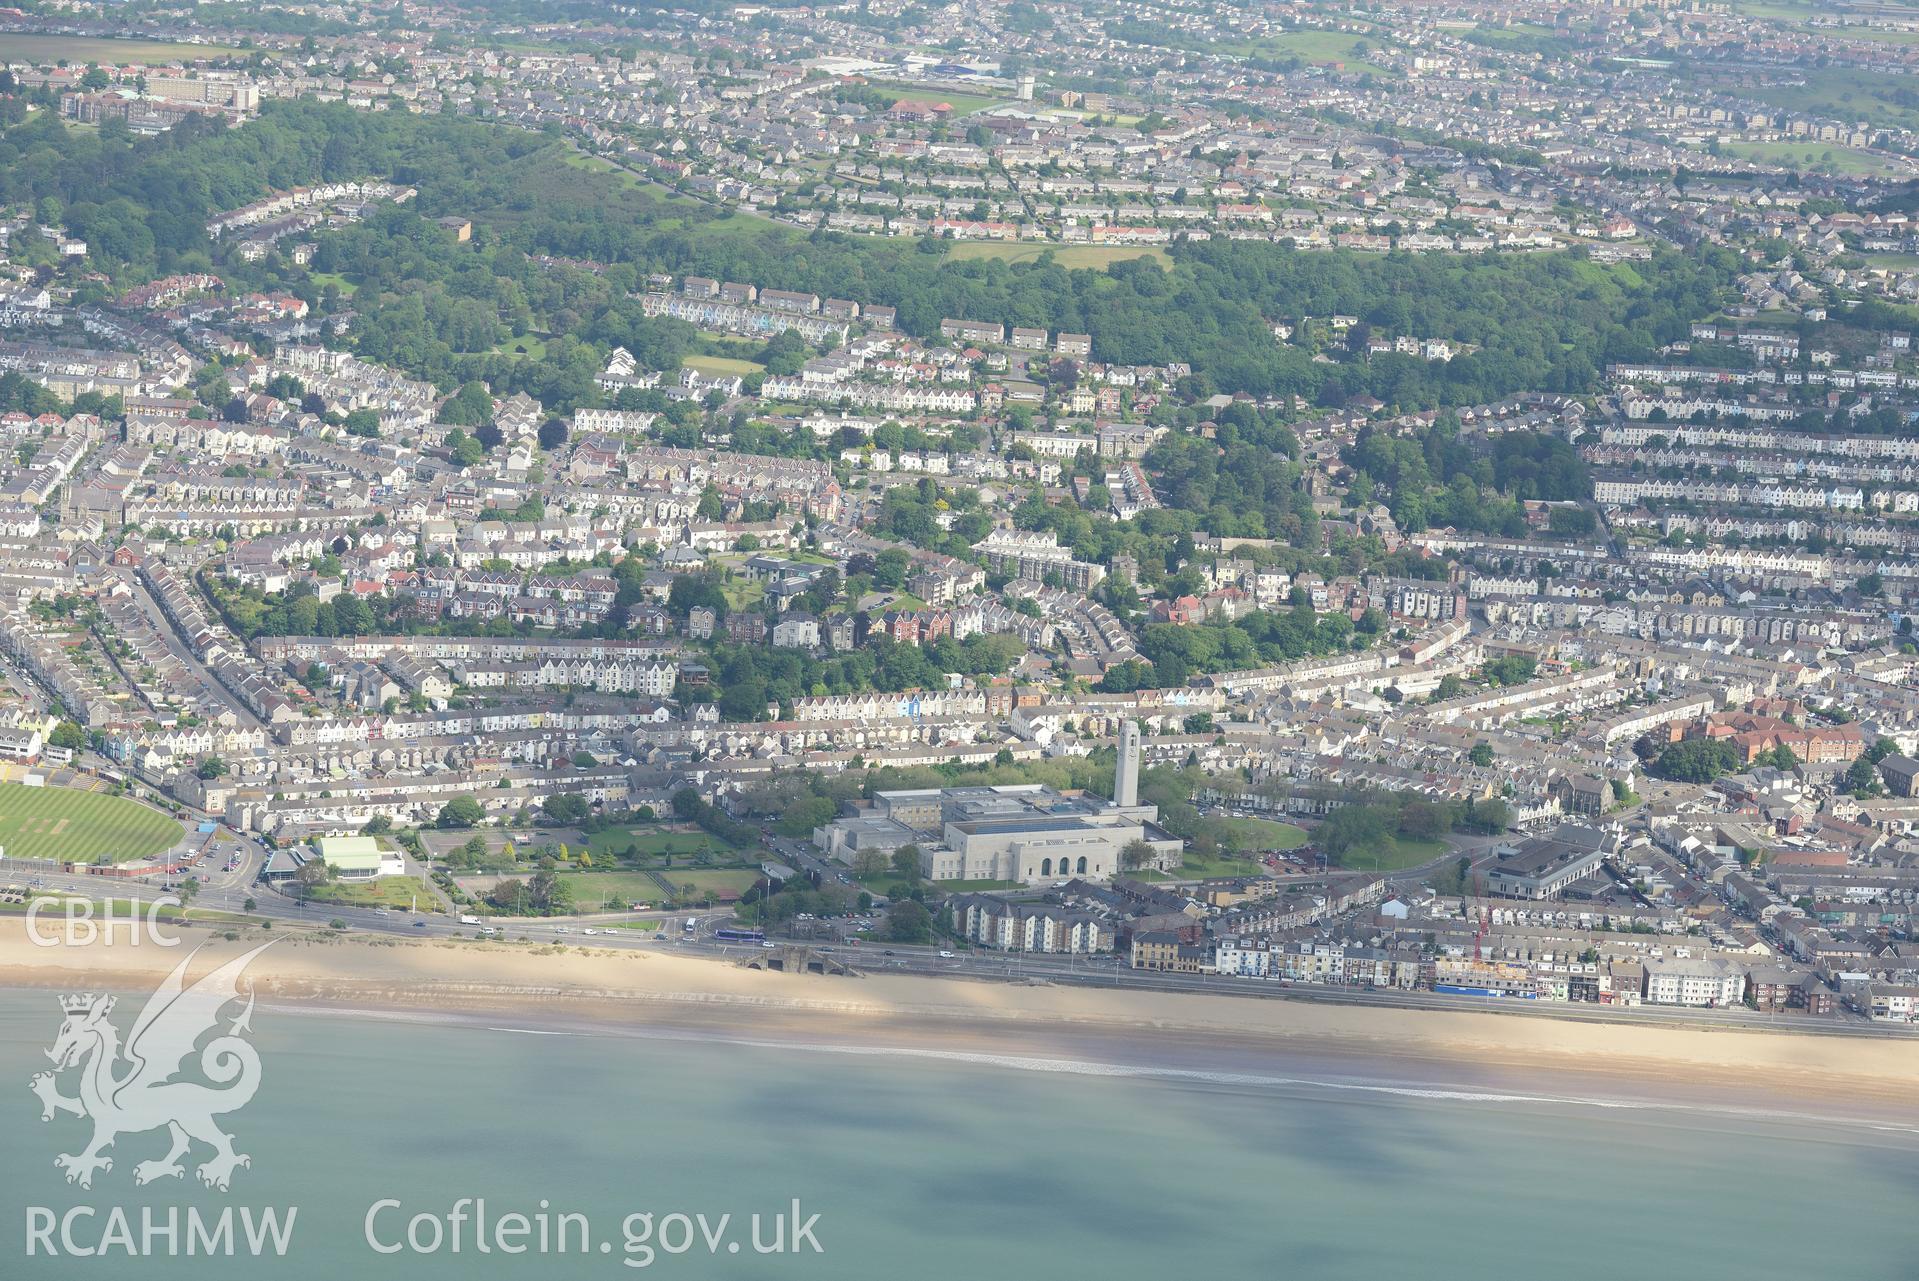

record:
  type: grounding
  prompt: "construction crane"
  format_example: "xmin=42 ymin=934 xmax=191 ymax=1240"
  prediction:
xmin=1464 ymin=862 xmax=1491 ymax=965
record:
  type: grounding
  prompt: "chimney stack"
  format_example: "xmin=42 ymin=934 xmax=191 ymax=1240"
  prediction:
xmin=1115 ymin=720 xmax=1140 ymax=807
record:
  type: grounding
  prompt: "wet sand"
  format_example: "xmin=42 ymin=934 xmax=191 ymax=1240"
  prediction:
xmin=6 ymin=921 xmax=1916 ymax=1124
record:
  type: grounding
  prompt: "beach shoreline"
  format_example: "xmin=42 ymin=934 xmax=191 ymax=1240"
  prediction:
xmin=6 ymin=921 xmax=1917 ymax=1125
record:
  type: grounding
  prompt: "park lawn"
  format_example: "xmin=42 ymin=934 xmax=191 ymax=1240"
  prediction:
xmin=0 ymin=34 xmax=245 ymax=62
xmin=1169 ymin=852 xmax=1270 ymax=880
xmin=583 ymin=826 xmax=744 ymax=860
xmin=308 ymin=271 xmax=359 ymax=296
xmin=1213 ymin=817 xmax=1309 ymax=854
xmin=1716 ymin=141 xmax=1904 ymax=177
xmin=496 ymin=334 xmax=548 ymax=359
xmin=301 ymin=877 xmax=436 ymax=910
xmin=854 ymin=871 xmax=922 ymax=898
xmin=944 ymin=242 xmax=1171 ymax=271
xmin=1229 ymin=30 xmax=1400 ymax=75
xmin=1334 ymin=836 xmax=1448 ymax=874
xmin=663 ymin=869 xmax=762 ymax=897
xmin=685 ymin=354 xmax=765 ymax=377
xmin=560 ymin=147 xmax=647 ymax=189
xmin=558 ymin=871 xmax=671 ymax=911
xmin=0 ymin=783 xmax=181 ymax=864
xmin=721 ymin=578 xmax=766 ymax=610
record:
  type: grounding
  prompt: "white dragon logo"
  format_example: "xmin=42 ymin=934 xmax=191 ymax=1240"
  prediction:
xmin=30 ymin=942 xmax=272 ymax=1192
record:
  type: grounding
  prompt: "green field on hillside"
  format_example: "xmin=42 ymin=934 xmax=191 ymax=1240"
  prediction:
xmin=1753 ymin=67 xmax=1919 ymax=134
xmin=1224 ymin=30 xmax=1400 ymax=75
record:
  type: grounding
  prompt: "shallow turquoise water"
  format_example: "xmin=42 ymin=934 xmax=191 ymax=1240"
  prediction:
xmin=0 ymin=994 xmax=1914 ymax=1279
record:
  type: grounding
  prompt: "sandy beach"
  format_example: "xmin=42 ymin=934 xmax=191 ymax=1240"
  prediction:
xmin=6 ymin=921 xmax=1916 ymax=1120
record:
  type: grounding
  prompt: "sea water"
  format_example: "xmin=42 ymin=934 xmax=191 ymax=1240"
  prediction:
xmin=0 ymin=992 xmax=1914 ymax=1280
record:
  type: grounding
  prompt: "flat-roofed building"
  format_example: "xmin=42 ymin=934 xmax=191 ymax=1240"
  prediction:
xmin=311 ymin=834 xmax=404 ymax=881
xmin=1643 ymin=955 xmax=1745 ymax=1008
xmin=814 ymin=728 xmax=1179 ymax=884
xmin=1485 ymin=825 xmax=1611 ymax=900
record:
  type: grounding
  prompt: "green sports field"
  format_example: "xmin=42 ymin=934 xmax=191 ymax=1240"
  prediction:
xmin=0 ymin=784 xmax=182 ymax=865
xmin=945 ymin=242 xmax=1172 ymax=270
xmin=0 ymin=34 xmax=245 ymax=64
xmin=582 ymin=826 xmax=747 ymax=860
xmin=558 ymin=871 xmax=672 ymax=910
